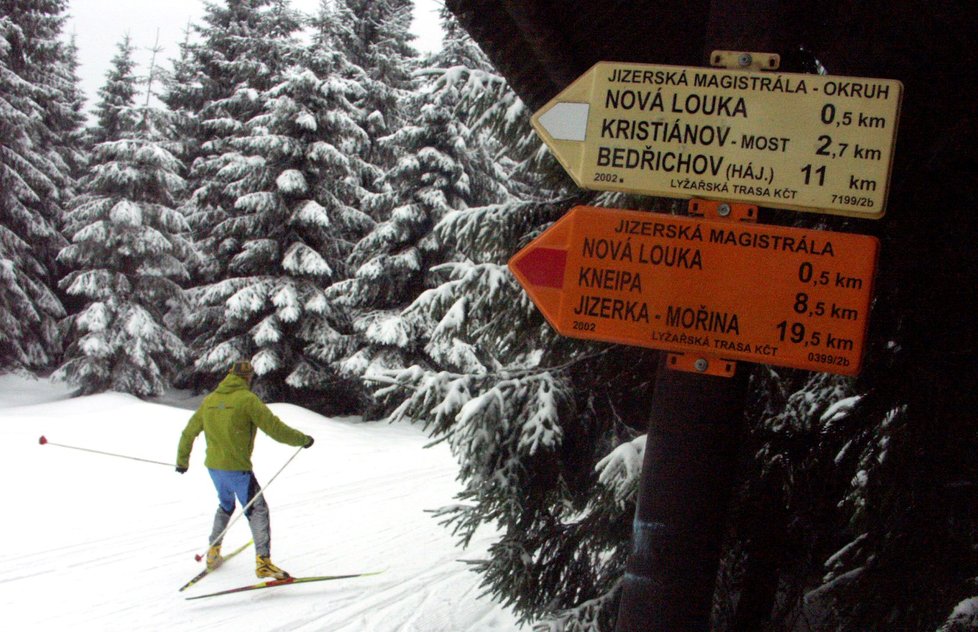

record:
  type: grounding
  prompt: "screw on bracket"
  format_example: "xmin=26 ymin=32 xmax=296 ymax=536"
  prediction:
xmin=710 ymin=50 xmax=781 ymax=71
xmin=693 ymin=358 xmax=709 ymax=372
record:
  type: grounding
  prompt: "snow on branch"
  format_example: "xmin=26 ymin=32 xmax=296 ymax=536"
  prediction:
xmin=282 ymin=242 xmax=332 ymax=279
xmin=234 ymin=191 xmax=280 ymax=215
xmin=252 ymin=348 xmax=280 ymax=375
xmin=197 ymin=338 xmax=249 ymax=374
xmin=77 ymin=301 xmax=110 ymax=333
xmin=820 ymin=394 xmax=862 ymax=428
xmin=379 ymin=367 xmax=476 ymax=432
xmin=532 ymin=578 xmax=623 ymax=632
xmin=452 ymin=371 xmax=568 ymax=460
xmin=270 ymin=282 xmax=300 ymax=323
xmin=275 ymin=169 xmax=308 ymax=195
xmin=427 ymin=336 xmax=486 ymax=374
xmin=251 ymin=314 xmax=282 ymax=345
xmin=363 ymin=312 xmax=413 ymax=348
xmin=518 ymin=377 xmax=565 ymax=457
xmin=225 ymin=279 xmax=272 ymax=319
xmin=292 ymin=199 xmax=331 ymax=229
xmin=306 ymin=141 xmax=350 ymax=169
xmin=63 ymin=269 xmax=114 ymax=300
xmin=595 ymin=434 xmax=647 ymax=505
xmin=941 ymin=597 xmax=978 ymax=631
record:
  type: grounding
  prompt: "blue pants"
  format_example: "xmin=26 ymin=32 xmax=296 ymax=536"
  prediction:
xmin=207 ymin=469 xmax=272 ymax=557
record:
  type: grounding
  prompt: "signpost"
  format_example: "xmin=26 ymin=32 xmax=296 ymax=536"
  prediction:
xmin=515 ymin=52 xmax=902 ymax=632
xmin=509 ymin=205 xmax=878 ymax=376
xmin=532 ymin=61 xmax=902 ymax=218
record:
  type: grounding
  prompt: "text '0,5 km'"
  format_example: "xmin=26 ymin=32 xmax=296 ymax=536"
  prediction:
xmin=532 ymin=62 xmax=902 ymax=219
xmin=508 ymin=206 xmax=879 ymax=375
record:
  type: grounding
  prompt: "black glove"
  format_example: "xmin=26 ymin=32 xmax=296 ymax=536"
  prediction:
xmin=176 ymin=466 xmax=188 ymax=474
xmin=304 ymin=436 xmax=314 ymax=448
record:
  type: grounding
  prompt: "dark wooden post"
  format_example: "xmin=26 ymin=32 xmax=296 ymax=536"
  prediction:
xmin=615 ymin=355 xmax=749 ymax=631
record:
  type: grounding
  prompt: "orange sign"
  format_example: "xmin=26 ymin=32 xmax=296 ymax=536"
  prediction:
xmin=508 ymin=206 xmax=879 ymax=375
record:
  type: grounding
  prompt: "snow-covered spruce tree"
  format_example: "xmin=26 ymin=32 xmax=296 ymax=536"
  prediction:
xmin=165 ymin=0 xmax=303 ymax=284
xmin=4 ymin=0 xmax=83 ymax=206
xmin=47 ymin=32 xmax=87 ymax=196
xmin=329 ymin=45 xmax=512 ymax=413
xmin=326 ymin=0 xmax=416 ymax=194
xmin=304 ymin=0 xmax=384 ymax=200
xmin=0 ymin=3 xmax=77 ymax=372
xmin=373 ymin=247 xmax=657 ymax=632
xmin=167 ymin=0 xmax=306 ymax=390
xmin=6 ymin=0 xmax=83 ymax=184
xmin=361 ymin=17 xmax=666 ymax=631
xmin=88 ymin=34 xmax=138 ymax=146
xmin=158 ymin=25 xmax=204 ymax=172
xmin=186 ymin=64 xmax=375 ymax=410
xmin=354 ymin=20 xmax=678 ymax=629
xmin=54 ymin=40 xmax=192 ymax=397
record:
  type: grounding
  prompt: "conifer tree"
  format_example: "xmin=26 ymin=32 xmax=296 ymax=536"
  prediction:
xmin=3 ymin=0 xmax=81 ymax=205
xmin=0 ymin=2 xmax=76 ymax=372
xmin=165 ymin=0 xmax=303 ymax=284
xmin=55 ymin=38 xmax=191 ymax=397
xmin=327 ymin=0 xmax=417 ymax=188
xmin=367 ymin=14 xmax=662 ymax=630
xmin=49 ymin=33 xmax=87 ymax=190
xmin=329 ymin=0 xmax=416 ymax=109
xmin=186 ymin=64 xmax=375 ymax=409
xmin=89 ymin=34 xmax=138 ymax=145
xmin=330 ymin=34 xmax=508 ymax=407
xmin=158 ymin=24 xmax=203 ymax=170
xmin=166 ymin=0 xmax=307 ymax=390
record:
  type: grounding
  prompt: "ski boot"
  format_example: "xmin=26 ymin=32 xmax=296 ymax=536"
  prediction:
xmin=206 ymin=543 xmax=222 ymax=570
xmin=256 ymin=555 xmax=290 ymax=580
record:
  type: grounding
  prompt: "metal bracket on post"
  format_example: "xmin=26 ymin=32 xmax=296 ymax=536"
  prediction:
xmin=667 ymin=353 xmax=737 ymax=378
xmin=688 ymin=198 xmax=759 ymax=223
xmin=710 ymin=50 xmax=780 ymax=71
xmin=666 ymin=198 xmax=757 ymax=378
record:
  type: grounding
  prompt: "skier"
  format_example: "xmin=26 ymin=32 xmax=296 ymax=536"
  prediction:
xmin=176 ymin=360 xmax=314 ymax=580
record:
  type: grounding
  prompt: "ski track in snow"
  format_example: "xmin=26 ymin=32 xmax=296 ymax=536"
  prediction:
xmin=0 ymin=376 xmax=525 ymax=631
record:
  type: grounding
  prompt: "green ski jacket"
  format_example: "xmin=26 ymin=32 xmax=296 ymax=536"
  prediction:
xmin=177 ymin=374 xmax=309 ymax=471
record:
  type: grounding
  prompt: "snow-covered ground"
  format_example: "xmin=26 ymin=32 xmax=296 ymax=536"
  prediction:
xmin=1 ymin=374 xmax=525 ymax=631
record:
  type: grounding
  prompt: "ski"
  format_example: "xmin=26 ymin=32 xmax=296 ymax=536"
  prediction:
xmin=185 ymin=570 xmax=384 ymax=600
xmin=178 ymin=540 xmax=253 ymax=592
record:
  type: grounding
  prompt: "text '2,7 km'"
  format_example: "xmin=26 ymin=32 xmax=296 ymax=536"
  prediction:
xmin=508 ymin=206 xmax=879 ymax=375
xmin=532 ymin=62 xmax=902 ymax=219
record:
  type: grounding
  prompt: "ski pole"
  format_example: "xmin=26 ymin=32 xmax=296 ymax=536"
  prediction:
xmin=39 ymin=435 xmax=175 ymax=467
xmin=194 ymin=445 xmax=304 ymax=562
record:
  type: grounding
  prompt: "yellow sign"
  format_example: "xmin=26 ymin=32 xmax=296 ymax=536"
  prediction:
xmin=532 ymin=62 xmax=903 ymax=219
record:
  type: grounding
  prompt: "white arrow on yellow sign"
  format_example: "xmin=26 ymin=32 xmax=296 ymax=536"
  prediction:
xmin=532 ymin=61 xmax=903 ymax=219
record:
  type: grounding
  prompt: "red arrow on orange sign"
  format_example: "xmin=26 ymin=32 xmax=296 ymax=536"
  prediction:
xmin=511 ymin=247 xmax=567 ymax=288
xmin=508 ymin=206 xmax=879 ymax=376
